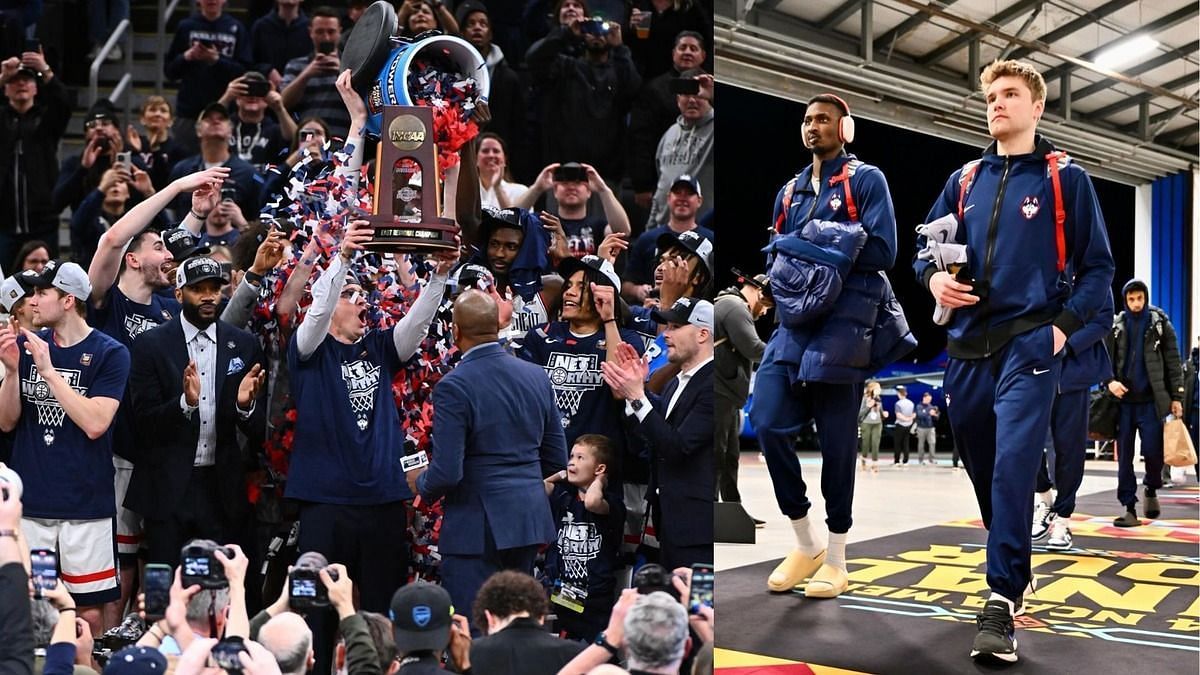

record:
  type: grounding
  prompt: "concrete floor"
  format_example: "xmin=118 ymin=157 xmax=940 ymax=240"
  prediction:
xmin=715 ymin=451 xmax=1173 ymax=572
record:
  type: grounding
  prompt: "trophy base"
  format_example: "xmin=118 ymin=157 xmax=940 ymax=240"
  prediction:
xmin=364 ymin=215 xmax=460 ymax=253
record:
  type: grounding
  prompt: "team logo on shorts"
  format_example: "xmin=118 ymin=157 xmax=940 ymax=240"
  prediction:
xmin=1021 ymin=196 xmax=1040 ymax=220
xmin=830 ymin=194 xmax=843 ymax=212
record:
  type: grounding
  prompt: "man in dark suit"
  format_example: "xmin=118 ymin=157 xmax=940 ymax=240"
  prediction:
xmin=469 ymin=570 xmax=585 ymax=674
xmin=125 ymin=256 xmax=267 ymax=566
xmin=407 ymin=290 xmax=567 ymax=629
xmin=602 ymin=296 xmax=714 ymax=570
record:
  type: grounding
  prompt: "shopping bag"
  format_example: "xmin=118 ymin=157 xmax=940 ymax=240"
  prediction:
xmin=1164 ymin=417 xmax=1197 ymax=467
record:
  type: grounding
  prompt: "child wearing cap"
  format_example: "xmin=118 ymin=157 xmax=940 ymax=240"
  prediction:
xmin=542 ymin=434 xmax=625 ymax=642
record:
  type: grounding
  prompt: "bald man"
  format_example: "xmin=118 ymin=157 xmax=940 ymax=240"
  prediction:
xmin=406 ymin=290 xmax=568 ymax=630
xmin=258 ymin=612 xmax=314 ymax=675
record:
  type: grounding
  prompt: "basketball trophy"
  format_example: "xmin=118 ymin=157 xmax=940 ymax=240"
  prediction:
xmin=342 ymin=1 xmax=491 ymax=252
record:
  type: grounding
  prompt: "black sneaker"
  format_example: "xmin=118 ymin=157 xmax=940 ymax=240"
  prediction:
xmin=1114 ymin=508 xmax=1140 ymax=527
xmin=971 ymin=600 xmax=1017 ymax=663
xmin=1144 ymin=488 xmax=1161 ymax=519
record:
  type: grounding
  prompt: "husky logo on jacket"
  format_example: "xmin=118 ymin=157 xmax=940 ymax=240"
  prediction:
xmin=1021 ymin=196 xmax=1040 ymax=220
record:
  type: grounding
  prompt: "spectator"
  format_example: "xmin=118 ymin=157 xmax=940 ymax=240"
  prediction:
xmin=623 ymin=592 xmax=691 ymax=674
xmin=602 ymin=297 xmax=714 ymax=570
xmin=857 ymin=380 xmax=886 ymax=473
xmin=217 ymin=72 xmax=297 ymax=173
xmin=136 ymin=546 xmax=252 ymax=654
xmin=628 ymin=228 xmax=711 ymax=344
xmin=249 ymin=563 xmax=384 ymax=675
xmin=468 ymin=571 xmax=584 ymax=674
xmin=280 ymin=7 xmax=350 ymax=142
xmin=645 ymin=69 xmax=713 ymax=228
xmin=457 ymin=2 xmax=527 ymax=178
xmin=87 ymin=0 xmax=128 ymax=61
xmin=892 ymin=385 xmax=914 ymax=466
xmin=0 ymin=261 xmax=131 ymax=635
xmin=258 ymin=612 xmax=314 ymax=675
xmin=0 ymin=470 xmax=33 ymax=675
xmin=54 ymin=99 xmax=136 ymax=215
xmin=69 ymin=167 xmax=159 ymax=269
xmin=166 ymin=103 xmax=261 ymax=222
xmin=526 ymin=15 xmax=640 ymax=182
xmin=627 ymin=0 xmax=710 ymax=80
xmin=1106 ymin=279 xmax=1185 ymax=526
xmin=628 ymin=31 xmax=706 ymax=211
xmin=474 ymin=133 xmax=527 ymax=210
xmin=516 ymin=162 xmax=631 ymax=258
xmin=11 ymin=240 xmax=50 ymax=274
xmin=164 ymin=0 xmax=251 ymax=154
xmin=386 ymin=582 xmax=471 ymax=673
xmin=125 ymin=96 xmax=190 ymax=193
xmin=396 ymin=0 xmax=459 ymax=38
xmin=250 ymin=0 xmax=311 ymax=89
xmin=32 ymin=579 xmax=98 ymax=675
xmin=622 ymin=175 xmax=712 ymax=303
xmin=197 ymin=188 xmax=248 ymax=248
xmin=914 ymin=391 xmax=938 ymax=465
xmin=125 ymin=256 xmax=267 ymax=567
xmin=0 ymin=52 xmax=68 ymax=266
xmin=714 ymin=272 xmax=770 ymax=507
xmin=286 ymin=221 xmax=451 ymax=667
xmin=408 ymin=289 xmax=566 ymax=626
xmin=542 ymin=434 xmax=624 ymax=642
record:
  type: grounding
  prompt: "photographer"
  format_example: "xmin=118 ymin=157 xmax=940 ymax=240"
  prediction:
xmin=857 ymin=381 xmax=886 ymax=473
xmin=33 ymin=572 xmax=98 ymax=675
xmin=249 ymin=560 xmax=385 ymax=675
xmin=279 ymin=7 xmax=351 ymax=141
xmin=166 ymin=103 xmax=261 ymax=223
xmin=0 ymin=468 xmax=32 ymax=675
xmin=515 ymin=162 xmax=630 ymax=259
xmin=137 ymin=542 xmax=250 ymax=655
xmin=644 ymin=70 xmax=712 ymax=229
xmin=526 ymin=13 xmax=641 ymax=183
xmin=217 ymin=72 xmax=296 ymax=173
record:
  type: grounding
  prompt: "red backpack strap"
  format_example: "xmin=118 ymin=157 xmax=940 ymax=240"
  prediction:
xmin=956 ymin=160 xmax=981 ymax=221
xmin=828 ymin=160 xmax=860 ymax=222
xmin=1045 ymin=151 xmax=1069 ymax=273
xmin=773 ymin=176 xmax=798 ymax=233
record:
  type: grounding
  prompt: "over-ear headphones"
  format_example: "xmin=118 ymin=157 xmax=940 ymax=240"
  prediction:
xmin=807 ymin=93 xmax=856 ymax=145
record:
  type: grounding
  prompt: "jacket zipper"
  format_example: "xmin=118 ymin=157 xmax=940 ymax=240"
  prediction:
xmin=980 ymin=156 xmax=1012 ymax=356
xmin=804 ymin=167 xmax=824 ymax=223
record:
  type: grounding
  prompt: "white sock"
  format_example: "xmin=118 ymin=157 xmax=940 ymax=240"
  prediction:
xmin=790 ymin=516 xmax=822 ymax=556
xmin=1037 ymin=490 xmax=1053 ymax=506
xmin=826 ymin=532 xmax=848 ymax=570
xmin=988 ymin=593 xmax=1016 ymax=616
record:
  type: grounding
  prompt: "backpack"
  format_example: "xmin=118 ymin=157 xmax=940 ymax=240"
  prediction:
xmin=956 ymin=151 xmax=1071 ymax=272
xmin=773 ymin=160 xmax=863 ymax=233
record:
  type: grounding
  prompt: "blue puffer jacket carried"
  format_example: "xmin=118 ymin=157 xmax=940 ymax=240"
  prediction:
xmin=765 ymin=153 xmax=916 ymax=384
xmin=766 ymin=219 xmax=867 ymax=329
xmin=914 ymin=136 xmax=1115 ymax=359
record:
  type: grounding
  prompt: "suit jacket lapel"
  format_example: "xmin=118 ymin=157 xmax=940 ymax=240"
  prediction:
xmin=215 ymin=322 xmax=232 ymax=395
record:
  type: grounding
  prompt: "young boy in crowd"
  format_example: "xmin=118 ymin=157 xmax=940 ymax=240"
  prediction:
xmin=542 ymin=434 xmax=625 ymax=642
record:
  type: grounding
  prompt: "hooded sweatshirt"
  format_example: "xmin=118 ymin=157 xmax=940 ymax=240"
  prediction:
xmin=646 ymin=109 xmax=714 ymax=227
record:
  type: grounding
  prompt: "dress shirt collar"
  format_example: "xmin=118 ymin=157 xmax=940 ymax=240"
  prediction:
xmin=181 ymin=316 xmax=217 ymax=344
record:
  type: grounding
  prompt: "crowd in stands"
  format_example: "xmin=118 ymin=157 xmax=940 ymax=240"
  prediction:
xmin=0 ymin=0 xmax=716 ymax=673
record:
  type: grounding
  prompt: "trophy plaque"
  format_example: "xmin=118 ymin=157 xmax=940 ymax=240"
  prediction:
xmin=365 ymin=105 xmax=459 ymax=252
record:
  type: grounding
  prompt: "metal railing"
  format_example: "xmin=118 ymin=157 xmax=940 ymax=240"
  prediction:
xmin=157 ymin=0 xmax=185 ymax=93
xmin=88 ymin=18 xmax=134 ymax=120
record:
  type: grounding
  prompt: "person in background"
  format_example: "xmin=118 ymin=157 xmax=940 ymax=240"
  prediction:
xmin=857 ymin=380 xmax=886 ymax=473
xmin=914 ymin=391 xmax=939 ymax=466
xmin=892 ymin=385 xmax=914 ymax=466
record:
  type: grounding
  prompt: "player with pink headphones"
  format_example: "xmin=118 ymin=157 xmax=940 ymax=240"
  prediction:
xmin=753 ymin=92 xmax=912 ymax=600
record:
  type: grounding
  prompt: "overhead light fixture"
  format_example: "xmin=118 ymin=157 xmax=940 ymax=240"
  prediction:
xmin=1094 ymin=35 xmax=1160 ymax=70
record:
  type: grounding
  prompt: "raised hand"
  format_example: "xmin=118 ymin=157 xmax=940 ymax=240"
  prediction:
xmin=596 ymin=232 xmax=628 ymax=264
xmin=335 ymin=70 xmax=367 ymax=126
xmin=237 ymin=364 xmax=266 ymax=409
xmin=125 ymin=124 xmax=143 ymax=152
xmin=659 ymin=255 xmax=691 ymax=307
xmin=183 ymin=361 xmax=200 ymax=408
xmin=430 ymin=239 xmax=462 ymax=274
xmin=251 ymin=230 xmax=288 ymax=275
xmin=19 ymin=329 xmax=52 ymax=376
xmin=533 ymin=163 xmax=560 ymax=192
xmin=191 ymin=180 xmax=222 ymax=218
xmin=590 ymin=282 xmax=615 ymax=322
xmin=174 ymin=166 xmax=231 ymax=194
xmin=0 ymin=319 xmax=19 ymax=372
xmin=214 ymin=543 xmax=249 ymax=588
xmin=339 ymin=220 xmax=374 ymax=261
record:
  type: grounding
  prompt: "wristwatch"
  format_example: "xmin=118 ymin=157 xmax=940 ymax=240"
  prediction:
xmin=594 ymin=631 xmax=619 ymax=656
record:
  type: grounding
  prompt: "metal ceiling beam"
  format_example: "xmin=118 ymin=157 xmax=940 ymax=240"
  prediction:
xmin=915 ymin=0 xmax=1043 ymax=65
xmin=1156 ymin=120 xmax=1200 ymax=145
xmin=1005 ymin=0 xmax=1136 ymax=61
xmin=889 ymin=0 xmax=1197 ymax=108
xmin=1039 ymin=6 xmax=1200 ymax=82
xmin=997 ymin=2 xmax=1044 ymax=61
xmin=818 ymin=0 xmax=864 ymax=30
xmin=1090 ymin=72 xmax=1200 ymax=120
xmin=1115 ymin=93 xmax=1200 ymax=132
xmin=1054 ymin=46 xmax=1200 ymax=106
xmin=877 ymin=0 xmax=957 ymax=50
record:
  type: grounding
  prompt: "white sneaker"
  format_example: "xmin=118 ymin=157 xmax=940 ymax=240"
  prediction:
xmin=1046 ymin=517 xmax=1072 ymax=551
xmin=1031 ymin=502 xmax=1052 ymax=540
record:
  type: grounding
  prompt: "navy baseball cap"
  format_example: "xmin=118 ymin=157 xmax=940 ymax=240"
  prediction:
xmin=652 ymin=296 xmax=713 ymax=330
xmin=175 ymin=257 xmax=229 ymax=289
xmin=390 ymin=581 xmax=453 ymax=654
